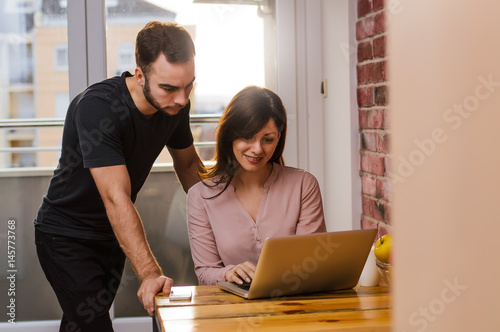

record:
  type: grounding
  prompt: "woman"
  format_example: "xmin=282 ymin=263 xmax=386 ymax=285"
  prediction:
xmin=187 ymin=86 xmax=326 ymax=286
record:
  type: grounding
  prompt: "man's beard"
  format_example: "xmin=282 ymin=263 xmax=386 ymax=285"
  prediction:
xmin=143 ymin=75 xmax=166 ymax=114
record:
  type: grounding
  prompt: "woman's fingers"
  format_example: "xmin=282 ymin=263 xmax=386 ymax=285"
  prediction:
xmin=227 ymin=261 xmax=256 ymax=284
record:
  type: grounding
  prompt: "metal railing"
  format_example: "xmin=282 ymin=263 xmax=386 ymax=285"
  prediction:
xmin=0 ymin=114 xmax=221 ymax=153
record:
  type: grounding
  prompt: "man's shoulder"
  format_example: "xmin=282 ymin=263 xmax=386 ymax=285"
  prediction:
xmin=84 ymin=74 xmax=127 ymax=100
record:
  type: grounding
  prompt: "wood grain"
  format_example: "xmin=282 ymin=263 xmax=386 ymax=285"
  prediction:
xmin=155 ymin=285 xmax=391 ymax=331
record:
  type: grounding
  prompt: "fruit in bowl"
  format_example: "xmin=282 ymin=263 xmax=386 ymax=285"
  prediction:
xmin=374 ymin=234 xmax=392 ymax=285
xmin=374 ymin=234 xmax=392 ymax=264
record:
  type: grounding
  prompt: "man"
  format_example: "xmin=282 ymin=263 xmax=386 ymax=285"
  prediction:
xmin=34 ymin=21 xmax=202 ymax=331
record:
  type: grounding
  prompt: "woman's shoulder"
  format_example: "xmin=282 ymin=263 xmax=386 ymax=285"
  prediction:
xmin=188 ymin=178 xmax=228 ymax=197
xmin=275 ymin=164 xmax=317 ymax=182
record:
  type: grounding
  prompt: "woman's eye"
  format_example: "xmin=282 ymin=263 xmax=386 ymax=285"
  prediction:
xmin=263 ymin=138 xmax=275 ymax=143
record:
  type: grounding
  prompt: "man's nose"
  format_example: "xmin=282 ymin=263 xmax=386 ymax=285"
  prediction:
xmin=173 ymin=90 xmax=189 ymax=106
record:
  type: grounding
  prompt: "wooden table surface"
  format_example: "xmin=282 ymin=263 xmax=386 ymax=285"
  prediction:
xmin=155 ymin=285 xmax=391 ymax=331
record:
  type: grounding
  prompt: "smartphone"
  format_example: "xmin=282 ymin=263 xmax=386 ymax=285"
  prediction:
xmin=169 ymin=288 xmax=193 ymax=301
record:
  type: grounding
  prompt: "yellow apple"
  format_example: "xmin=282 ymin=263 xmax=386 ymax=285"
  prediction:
xmin=374 ymin=234 xmax=392 ymax=264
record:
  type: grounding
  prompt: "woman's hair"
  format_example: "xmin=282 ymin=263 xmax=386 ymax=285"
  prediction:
xmin=135 ymin=21 xmax=195 ymax=75
xmin=201 ymin=86 xmax=287 ymax=197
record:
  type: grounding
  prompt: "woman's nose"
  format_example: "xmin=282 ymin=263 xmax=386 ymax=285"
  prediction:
xmin=249 ymin=140 xmax=263 ymax=153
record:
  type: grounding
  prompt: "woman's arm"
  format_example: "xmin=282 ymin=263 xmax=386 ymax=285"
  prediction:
xmin=296 ymin=172 xmax=327 ymax=234
xmin=186 ymin=187 xmax=235 ymax=285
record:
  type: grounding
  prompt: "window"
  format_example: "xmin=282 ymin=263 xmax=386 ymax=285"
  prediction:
xmin=9 ymin=139 xmax=35 ymax=167
xmin=105 ymin=0 xmax=271 ymax=322
xmin=106 ymin=0 xmax=267 ymax=165
xmin=8 ymin=43 xmax=33 ymax=84
xmin=54 ymin=44 xmax=68 ymax=71
xmin=0 ymin=0 xmax=69 ymax=328
xmin=54 ymin=92 xmax=69 ymax=118
xmin=115 ymin=42 xmax=135 ymax=75
xmin=0 ymin=0 xmax=275 ymax=330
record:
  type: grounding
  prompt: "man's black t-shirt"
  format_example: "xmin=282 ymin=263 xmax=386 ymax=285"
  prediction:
xmin=35 ymin=72 xmax=194 ymax=240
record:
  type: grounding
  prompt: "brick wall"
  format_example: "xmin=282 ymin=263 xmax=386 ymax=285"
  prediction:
xmin=356 ymin=0 xmax=391 ymax=236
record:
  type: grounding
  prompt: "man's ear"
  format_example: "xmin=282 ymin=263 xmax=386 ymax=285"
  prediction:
xmin=135 ymin=67 xmax=145 ymax=86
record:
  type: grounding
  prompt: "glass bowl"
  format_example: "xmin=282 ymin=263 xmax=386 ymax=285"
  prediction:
xmin=376 ymin=259 xmax=392 ymax=286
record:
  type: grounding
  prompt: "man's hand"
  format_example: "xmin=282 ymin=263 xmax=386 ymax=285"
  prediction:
xmin=225 ymin=261 xmax=256 ymax=284
xmin=138 ymin=275 xmax=174 ymax=317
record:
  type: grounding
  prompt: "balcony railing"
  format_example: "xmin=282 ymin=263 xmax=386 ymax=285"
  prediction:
xmin=0 ymin=114 xmax=220 ymax=154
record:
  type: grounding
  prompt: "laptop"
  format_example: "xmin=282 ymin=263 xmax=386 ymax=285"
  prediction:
xmin=217 ymin=229 xmax=377 ymax=299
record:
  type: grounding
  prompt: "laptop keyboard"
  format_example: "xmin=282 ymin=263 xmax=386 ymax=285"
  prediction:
xmin=238 ymin=282 xmax=252 ymax=291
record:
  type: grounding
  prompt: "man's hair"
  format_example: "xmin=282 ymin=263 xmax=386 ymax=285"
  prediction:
xmin=135 ymin=21 xmax=195 ymax=75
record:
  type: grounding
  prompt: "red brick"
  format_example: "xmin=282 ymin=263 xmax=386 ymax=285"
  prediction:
xmin=367 ymin=109 xmax=385 ymax=129
xmin=371 ymin=199 xmax=386 ymax=221
xmin=362 ymin=175 xmax=377 ymax=196
xmin=357 ymin=87 xmax=374 ymax=107
xmin=374 ymin=11 xmax=386 ymax=35
xmin=377 ymin=223 xmax=391 ymax=238
xmin=382 ymin=60 xmax=389 ymax=81
xmin=360 ymin=153 xmax=385 ymax=176
xmin=356 ymin=21 xmax=365 ymax=40
xmin=376 ymin=132 xmax=389 ymax=153
xmin=373 ymin=35 xmax=386 ymax=58
xmin=362 ymin=196 xmax=371 ymax=216
xmin=364 ymin=16 xmax=376 ymax=38
xmin=359 ymin=110 xmax=368 ymax=129
xmin=384 ymin=204 xmax=392 ymax=225
xmin=374 ymin=85 xmax=388 ymax=106
xmin=383 ymin=109 xmax=390 ymax=129
xmin=366 ymin=61 xmax=385 ymax=83
xmin=361 ymin=132 xmax=378 ymax=152
xmin=358 ymin=0 xmax=372 ymax=18
xmin=376 ymin=178 xmax=392 ymax=201
xmin=361 ymin=219 xmax=391 ymax=237
xmin=372 ymin=0 xmax=384 ymax=11
xmin=358 ymin=41 xmax=373 ymax=62
xmin=361 ymin=217 xmax=378 ymax=230
xmin=357 ymin=65 xmax=367 ymax=85
xmin=362 ymin=196 xmax=386 ymax=222
xmin=384 ymin=156 xmax=392 ymax=178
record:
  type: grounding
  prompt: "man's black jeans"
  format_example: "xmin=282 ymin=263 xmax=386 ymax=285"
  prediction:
xmin=35 ymin=227 xmax=125 ymax=332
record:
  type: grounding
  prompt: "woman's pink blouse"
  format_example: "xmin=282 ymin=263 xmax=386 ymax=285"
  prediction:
xmin=186 ymin=163 xmax=327 ymax=285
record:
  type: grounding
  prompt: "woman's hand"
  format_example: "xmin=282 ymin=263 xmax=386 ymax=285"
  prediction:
xmin=225 ymin=261 xmax=256 ymax=284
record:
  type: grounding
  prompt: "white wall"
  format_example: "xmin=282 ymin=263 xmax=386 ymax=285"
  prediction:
xmin=321 ymin=0 xmax=360 ymax=231
xmin=277 ymin=0 xmax=360 ymax=231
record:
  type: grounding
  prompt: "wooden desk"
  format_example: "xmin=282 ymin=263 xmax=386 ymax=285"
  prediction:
xmin=155 ymin=285 xmax=391 ymax=331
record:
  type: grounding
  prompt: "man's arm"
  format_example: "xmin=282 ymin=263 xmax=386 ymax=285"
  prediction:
xmin=168 ymin=144 xmax=204 ymax=192
xmin=90 ymin=165 xmax=172 ymax=317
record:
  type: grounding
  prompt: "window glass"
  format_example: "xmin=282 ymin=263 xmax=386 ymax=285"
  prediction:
xmin=106 ymin=0 xmax=266 ymax=164
xmin=54 ymin=43 xmax=68 ymax=71
xmin=0 ymin=0 xmax=69 ymax=325
xmin=105 ymin=0 xmax=268 ymax=318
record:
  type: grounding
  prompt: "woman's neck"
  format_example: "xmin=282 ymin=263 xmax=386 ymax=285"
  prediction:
xmin=232 ymin=163 xmax=273 ymax=190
